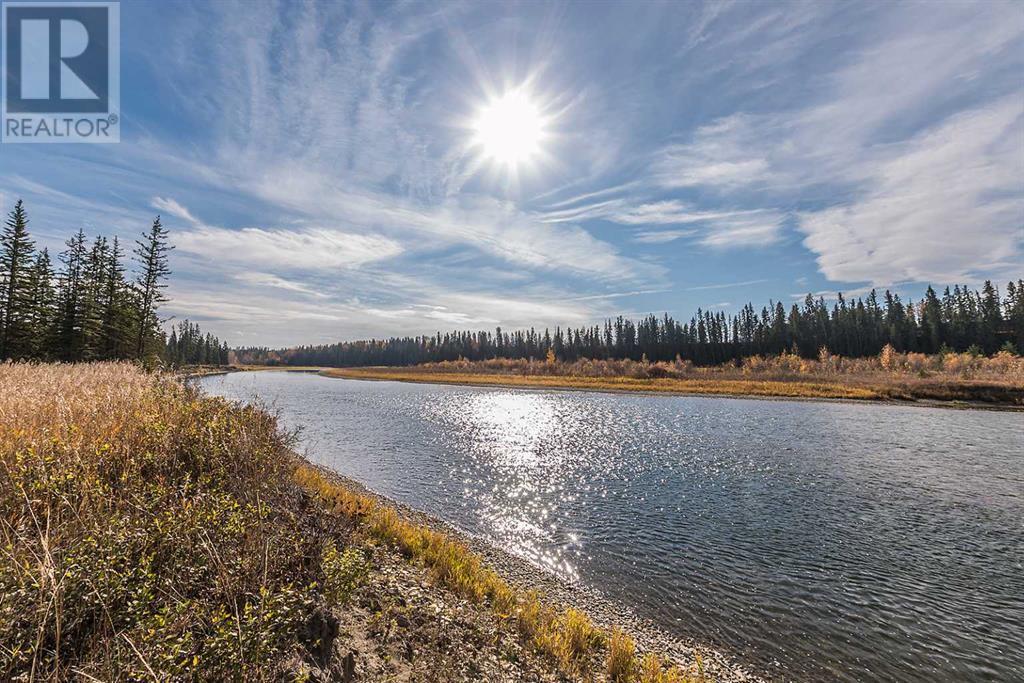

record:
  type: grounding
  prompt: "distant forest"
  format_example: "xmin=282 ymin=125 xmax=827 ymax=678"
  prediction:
xmin=0 ymin=200 xmax=226 ymax=366
xmin=236 ymin=280 xmax=1024 ymax=368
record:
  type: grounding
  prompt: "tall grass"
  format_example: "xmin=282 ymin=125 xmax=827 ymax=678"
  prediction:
xmin=0 ymin=362 xmax=337 ymax=679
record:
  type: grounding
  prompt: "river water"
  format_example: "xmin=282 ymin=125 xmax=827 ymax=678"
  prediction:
xmin=199 ymin=372 xmax=1024 ymax=681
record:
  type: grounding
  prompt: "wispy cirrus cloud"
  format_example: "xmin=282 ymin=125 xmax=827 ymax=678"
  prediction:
xmin=235 ymin=272 xmax=327 ymax=298
xmin=540 ymin=197 xmax=785 ymax=248
xmin=643 ymin=3 xmax=1024 ymax=285
xmin=175 ymin=224 xmax=404 ymax=271
xmin=799 ymin=98 xmax=1023 ymax=283
xmin=151 ymin=196 xmax=199 ymax=224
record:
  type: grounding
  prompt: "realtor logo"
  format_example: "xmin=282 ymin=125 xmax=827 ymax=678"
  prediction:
xmin=2 ymin=1 xmax=120 ymax=142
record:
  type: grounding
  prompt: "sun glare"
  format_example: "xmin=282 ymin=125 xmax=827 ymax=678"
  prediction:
xmin=472 ymin=88 xmax=547 ymax=168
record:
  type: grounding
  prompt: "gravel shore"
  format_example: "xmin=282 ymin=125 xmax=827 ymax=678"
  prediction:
xmin=307 ymin=460 xmax=769 ymax=683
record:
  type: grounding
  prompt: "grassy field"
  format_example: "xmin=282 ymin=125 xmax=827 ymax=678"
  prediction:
xmin=0 ymin=362 xmax=708 ymax=682
xmin=319 ymin=350 xmax=1024 ymax=407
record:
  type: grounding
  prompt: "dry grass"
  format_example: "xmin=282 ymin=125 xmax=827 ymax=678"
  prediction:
xmin=1 ymin=361 xmax=713 ymax=681
xmin=321 ymin=347 xmax=1024 ymax=406
xmin=0 ymin=361 xmax=339 ymax=680
xmin=323 ymin=368 xmax=881 ymax=400
xmin=607 ymin=628 xmax=637 ymax=681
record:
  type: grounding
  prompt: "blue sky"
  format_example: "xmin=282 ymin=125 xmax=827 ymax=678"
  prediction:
xmin=1 ymin=0 xmax=1022 ymax=347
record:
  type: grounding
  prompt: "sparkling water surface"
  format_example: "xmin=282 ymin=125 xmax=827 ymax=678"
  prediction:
xmin=200 ymin=372 xmax=1024 ymax=681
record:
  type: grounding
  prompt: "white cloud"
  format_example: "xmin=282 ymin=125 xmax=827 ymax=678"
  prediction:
xmin=644 ymin=4 xmax=1024 ymax=284
xmin=541 ymin=196 xmax=785 ymax=248
xmin=606 ymin=200 xmax=762 ymax=226
xmin=151 ymin=196 xmax=198 ymax=224
xmin=687 ymin=278 xmax=771 ymax=291
xmin=630 ymin=208 xmax=784 ymax=248
xmin=240 ymin=170 xmax=656 ymax=282
xmin=175 ymin=225 xmax=404 ymax=271
xmin=633 ymin=229 xmax=696 ymax=244
xmin=699 ymin=213 xmax=783 ymax=248
xmin=235 ymin=272 xmax=327 ymax=298
xmin=799 ymin=98 xmax=1023 ymax=283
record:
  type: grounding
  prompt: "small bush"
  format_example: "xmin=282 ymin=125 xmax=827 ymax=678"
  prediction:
xmin=321 ymin=541 xmax=369 ymax=605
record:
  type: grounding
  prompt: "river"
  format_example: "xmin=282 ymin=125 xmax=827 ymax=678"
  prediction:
xmin=199 ymin=371 xmax=1024 ymax=681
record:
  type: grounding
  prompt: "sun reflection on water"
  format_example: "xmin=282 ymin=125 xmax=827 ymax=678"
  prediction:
xmin=437 ymin=391 xmax=586 ymax=579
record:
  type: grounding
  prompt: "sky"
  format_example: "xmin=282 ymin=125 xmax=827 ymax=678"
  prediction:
xmin=1 ymin=0 xmax=1022 ymax=348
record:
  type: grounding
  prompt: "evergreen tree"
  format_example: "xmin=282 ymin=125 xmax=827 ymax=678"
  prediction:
xmin=24 ymin=249 xmax=56 ymax=359
xmin=978 ymin=280 xmax=1001 ymax=354
xmin=920 ymin=287 xmax=944 ymax=353
xmin=1006 ymin=280 xmax=1024 ymax=352
xmin=100 ymin=237 xmax=135 ymax=359
xmin=0 ymin=200 xmax=36 ymax=360
xmin=55 ymin=229 xmax=88 ymax=361
xmin=80 ymin=236 xmax=110 ymax=360
xmin=133 ymin=217 xmax=173 ymax=359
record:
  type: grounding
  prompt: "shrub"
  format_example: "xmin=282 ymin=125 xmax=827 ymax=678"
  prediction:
xmin=321 ymin=541 xmax=369 ymax=605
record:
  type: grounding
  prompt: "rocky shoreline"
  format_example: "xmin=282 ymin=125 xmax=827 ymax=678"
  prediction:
xmin=304 ymin=459 xmax=769 ymax=683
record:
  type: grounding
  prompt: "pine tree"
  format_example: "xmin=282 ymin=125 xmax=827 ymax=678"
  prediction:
xmin=920 ymin=286 xmax=944 ymax=353
xmin=978 ymin=280 xmax=1001 ymax=354
xmin=100 ymin=237 xmax=134 ymax=359
xmin=1006 ymin=280 xmax=1024 ymax=352
xmin=133 ymin=217 xmax=173 ymax=360
xmin=0 ymin=200 xmax=36 ymax=360
xmin=55 ymin=229 xmax=88 ymax=361
xmin=80 ymin=236 xmax=110 ymax=360
xmin=24 ymin=249 xmax=56 ymax=359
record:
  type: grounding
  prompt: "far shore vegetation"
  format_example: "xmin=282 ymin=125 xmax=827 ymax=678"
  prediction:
xmin=233 ymin=276 xmax=1024 ymax=405
xmin=1 ymin=362 xmax=709 ymax=682
xmin=235 ymin=278 xmax=1024 ymax=369
xmin=318 ymin=346 xmax=1024 ymax=406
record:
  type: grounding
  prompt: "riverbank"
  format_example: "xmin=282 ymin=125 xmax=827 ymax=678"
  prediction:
xmin=1 ymin=362 xmax=754 ymax=682
xmin=299 ymin=463 xmax=763 ymax=683
xmin=318 ymin=366 xmax=1024 ymax=409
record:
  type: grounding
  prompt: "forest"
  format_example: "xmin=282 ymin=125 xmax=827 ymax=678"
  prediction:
xmin=237 ymin=280 xmax=1024 ymax=368
xmin=0 ymin=200 xmax=226 ymax=366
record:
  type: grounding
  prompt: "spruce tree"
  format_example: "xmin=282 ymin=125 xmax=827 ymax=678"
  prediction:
xmin=978 ymin=280 xmax=1001 ymax=354
xmin=133 ymin=217 xmax=173 ymax=359
xmin=80 ymin=236 xmax=110 ymax=360
xmin=25 ymin=248 xmax=56 ymax=359
xmin=100 ymin=237 xmax=134 ymax=359
xmin=0 ymin=200 xmax=36 ymax=359
xmin=55 ymin=229 xmax=88 ymax=361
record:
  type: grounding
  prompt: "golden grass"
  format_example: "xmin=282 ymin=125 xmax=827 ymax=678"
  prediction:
xmin=321 ymin=367 xmax=883 ymax=400
xmin=293 ymin=462 xmax=613 ymax=675
xmin=607 ymin=628 xmax=637 ymax=681
xmin=321 ymin=347 xmax=1024 ymax=406
xmin=0 ymin=361 xmax=329 ymax=679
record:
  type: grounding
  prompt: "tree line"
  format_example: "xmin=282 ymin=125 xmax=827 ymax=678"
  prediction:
xmin=166 ymin=319 xmax=230 ymax=366
xmin=236 ymin=280 xmax=1024 ymax=368
xmin=0 ymin=199 xmax=226 ymax=365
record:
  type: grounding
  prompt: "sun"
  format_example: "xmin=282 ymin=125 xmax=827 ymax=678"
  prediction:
xmin=472 ymin=88 xmax=548 ymax=169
